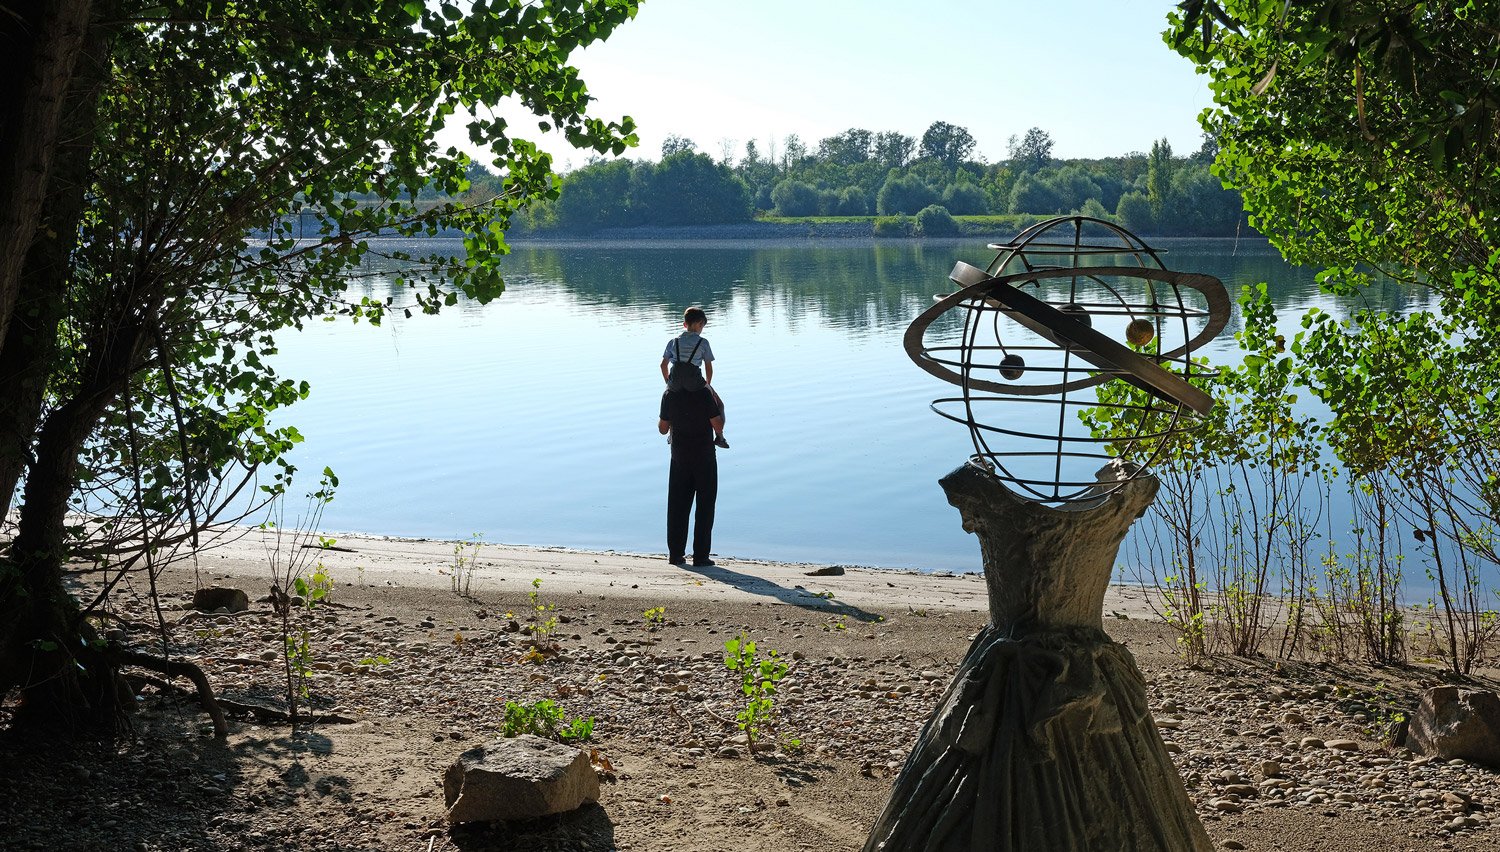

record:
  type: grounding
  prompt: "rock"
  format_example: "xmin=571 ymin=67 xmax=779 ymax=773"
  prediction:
xmin=1222 ymin=841 xmax=1246 ymax=850
xmin=804 ymin=566 xmax=845 ymax=576
xmin=1260 ymin=760 xmax=1282 ymax=777
xmin=1210 ymin=799 xmax=1242 ymax=813
xmin=443 ymin=735 xmax=599 ymax=823
xmin=192 ymin=586 xmax=249 ymax=613
xmin=1409 ymin=686 xmax=1500 ymax=767
xmin=717 ymin=747 xmax=740 ymax=758
xmin=1326 ymin=739 xmax=1361 ymax=752
xmin=1299 ymin=737 xmax=1325 ymax=750
xmin=1159 ymin=699 xmax=1178 ymax=714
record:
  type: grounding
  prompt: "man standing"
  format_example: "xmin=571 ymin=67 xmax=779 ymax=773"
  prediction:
xmin=658 ymin=385 xmax=719 ymax=567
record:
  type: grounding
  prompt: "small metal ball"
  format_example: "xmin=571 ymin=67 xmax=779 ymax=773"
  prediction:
xmin=1126 ymin=318 xmax=1155 ymax=347
xmin=1058 ymin=303 xmax=1092 ymax=327
xmin=999 ymin=354 xmax=1026 ymax=381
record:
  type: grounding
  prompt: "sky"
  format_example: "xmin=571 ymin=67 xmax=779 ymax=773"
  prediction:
xmin=449 ymin=0 xmax=1215 ymax=170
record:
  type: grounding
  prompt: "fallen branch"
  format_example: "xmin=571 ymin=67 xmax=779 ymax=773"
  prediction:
xmin=119 ymin=650 xmax=228 ymax=738
xmin=214 ymin=697 xmax=359 ymax=725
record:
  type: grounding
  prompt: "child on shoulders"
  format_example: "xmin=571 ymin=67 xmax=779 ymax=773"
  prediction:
xmin=660 ymin=306 xmax=728 ymax=449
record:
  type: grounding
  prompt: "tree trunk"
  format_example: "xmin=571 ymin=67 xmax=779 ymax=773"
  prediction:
xmin=0 ymin=0 xmax=93 ymax=354
xmin=863 ymin=462 xmax=1211 ymax=852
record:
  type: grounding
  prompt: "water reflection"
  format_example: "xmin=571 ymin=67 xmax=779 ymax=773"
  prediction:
xmin=270 ymin=237 xmax=1426 ymax=574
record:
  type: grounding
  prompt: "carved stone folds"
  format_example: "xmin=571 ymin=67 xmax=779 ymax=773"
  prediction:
xmin=863 ymin=462 xmax=1211 ymax=852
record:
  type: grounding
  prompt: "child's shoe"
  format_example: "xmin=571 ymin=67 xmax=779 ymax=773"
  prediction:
xmin=713 ymin=435 xmax=730 ymax=449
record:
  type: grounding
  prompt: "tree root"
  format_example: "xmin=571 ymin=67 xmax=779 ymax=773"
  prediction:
xmin=213 ymin=697 xmax=358 ymax=725
xmin=118 ymin=650 xmax=228 ymax=738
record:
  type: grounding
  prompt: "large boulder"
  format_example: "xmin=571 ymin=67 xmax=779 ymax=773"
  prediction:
xmin=1409 ymin=686 xmax=1500 ymax=767
xmin=192 ymin=586 xmax=249 ymax=613
xmin=443 ymin=735 xmax=599 ymax=823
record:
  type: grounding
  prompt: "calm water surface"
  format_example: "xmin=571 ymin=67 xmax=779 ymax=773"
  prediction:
xmin=268 ymin=238 xmax=1429 ymax=574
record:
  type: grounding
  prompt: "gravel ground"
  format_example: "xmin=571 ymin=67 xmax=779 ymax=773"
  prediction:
xmin=3 ymin=535 xmax=1498 ymax=852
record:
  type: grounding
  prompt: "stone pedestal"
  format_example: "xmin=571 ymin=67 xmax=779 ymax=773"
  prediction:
xmin=863 ymin=462 xmax=1210 ymax=852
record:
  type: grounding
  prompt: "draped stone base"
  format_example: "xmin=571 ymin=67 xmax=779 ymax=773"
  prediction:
xmin=863 ymin=462 xmax=1210 ymax=852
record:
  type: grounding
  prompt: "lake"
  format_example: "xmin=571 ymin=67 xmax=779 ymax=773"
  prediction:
xmin=268 ymin=236 xmax=1432 ymax=574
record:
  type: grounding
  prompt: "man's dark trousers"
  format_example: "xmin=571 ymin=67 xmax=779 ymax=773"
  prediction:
xmin=667 ymin=446 xmax=716 ymax=563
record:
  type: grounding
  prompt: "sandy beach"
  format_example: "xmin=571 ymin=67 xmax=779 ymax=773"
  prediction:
xmin=3 ymin=529 xmax=1499 ymax=852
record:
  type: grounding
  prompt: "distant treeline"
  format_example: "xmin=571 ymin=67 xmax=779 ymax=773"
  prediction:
xmin=455 ymin=123 xmax=1249 ymax=237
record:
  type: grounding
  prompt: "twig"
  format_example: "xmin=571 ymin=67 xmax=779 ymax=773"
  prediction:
xmin=667 ymin=703 xmax=694 ymax=736
xmin=300 ymin=543 xmax=357 ymax=553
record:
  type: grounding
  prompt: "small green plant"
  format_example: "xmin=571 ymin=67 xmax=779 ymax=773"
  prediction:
xmin=500 ymin=699 xmax=594 ymax=742
xmin=527 ymin=578 xmax=558 ymax=639
xmin=451 ymin=533 xmax=484 ymax=596
xmin=644 ymin=606 xmax=666 ymax=629
xmin=724 ymin=634 xmax=790 ymax=755
xmin=821 ymin=614 xmax=848 ymax=631
xmin=358 ymin=655 xmax=393 ymax=666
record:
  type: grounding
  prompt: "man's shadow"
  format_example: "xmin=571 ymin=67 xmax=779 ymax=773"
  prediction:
xmin=678 ymin=562 xmax=884 ymax=622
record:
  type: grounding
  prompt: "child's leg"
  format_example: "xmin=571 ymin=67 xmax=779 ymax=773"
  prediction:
xmin=710 ymin=389 xmax=725 ymax=435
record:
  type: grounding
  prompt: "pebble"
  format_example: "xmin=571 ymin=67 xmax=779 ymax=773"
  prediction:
xmin=1221 ymin=841 xmax=1245 ymax=850
xmin=1299 ymin=737 xmax=1324 ymax=749
xmin=1326 ymin=739 xmax=1360 ymax=752
xmin=717 ymin=747 xmax=740 ymax=758
xmin=1260 ymin=760 xmax=1281 ymax=777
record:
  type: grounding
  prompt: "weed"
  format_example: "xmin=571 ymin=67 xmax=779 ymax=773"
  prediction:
xmin=358 ymin=656 xmax=393 ymax=666
xmin=724 ymin=634 xmax=790 ymax=756
xmin=643 ymin=606 xmax=666 ymax=629
xmin=500 ymin=699 xmax=594 ymax=742
xmin=451 ymin=533 xmax=484 ymax=596
xmin=527 ymin=578 xmax=558 ymax=640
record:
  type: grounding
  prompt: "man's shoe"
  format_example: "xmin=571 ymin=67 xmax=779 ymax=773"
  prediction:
xmin=713 ymin=435 xmax=730 ymax=449
xmin=692 ymin=558 xmax=716 ymax=567
xmin=668 ymin=555 xmax=687 ymax=566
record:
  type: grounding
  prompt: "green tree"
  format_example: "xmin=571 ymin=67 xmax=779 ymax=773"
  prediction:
xmin=1146 ymin=138 xmax=1175 ymax=220
xmin=1170 ymin=0 xmax=1500 ymax=671
xmin=0 ymin=0 xmax=639 ymax=735
xmin=817 ymin=128 xmax=874 ymax=166
xmin=557 ymin=159 xmax=637 ymax=231
xmin=661 ymin=134 xmax=696 ymax=157
xmin=873 ymin=130 xmax=917 ymax=169
xmin=919 ymin=121 xmax=977 ymax=169
xmin=914 ymin=204 xmax=959 ymax=236
xmin=1007 ymin=172 xmax=1062 ymax=215
xmin=770 ymin=179 xmax=821 ymax=217
xmin=635 ymin=152 xmax=751 ymax=225
xmin=942 ymin=182 xmax=989 ymax=215
xmin=1115 ymin=191 xmax=1155 ymax=233
xmin=1007 ymin=127 xmax=1054 ymax=173
xmin=877 ymin=174 xmax=940 ymax=215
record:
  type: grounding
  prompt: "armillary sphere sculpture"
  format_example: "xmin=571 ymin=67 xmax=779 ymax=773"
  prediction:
xmin=865 ymin=217 xmax=1231 ymax=852
xmin=903 ymin=215 xmax=1230 ymax=504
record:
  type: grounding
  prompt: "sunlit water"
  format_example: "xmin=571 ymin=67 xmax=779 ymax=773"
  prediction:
xmin=267 ymin=237 xmax=1432 ymax=575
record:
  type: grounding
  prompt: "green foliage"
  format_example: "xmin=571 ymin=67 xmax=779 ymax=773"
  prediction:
xmin=1146 ymin=138 xmax=1175 ymax=219
xmin=1007 ymin=127 xmax=1054 ymax=173
xmin=919 ymin=121 xmax=977 ymax=169
xmin=501 ymin=699 xmax=594 ymax=742
xmin=450 ymin=533 xmax=484 ymax=596
xmin=723 ymin=635 xmax=789 ymax=755
xmin=643 ymin=606 xmax=666 ymax=628
xmin=1171 ymin=0 xmax=1500 ymax=672
xmin=527 ymin=578 xmax=558 ymax=639
xmin=914 ymin=205 xmax=958 ymax=236
xmin=835 ymin=186 xmax=871 ymax=216
xmin=876 ymin=174 xmax=939 ymax=215
xmin=1114 ymin=192 xmax=1154 ymax=233
xmin=872 ymin=215 xmax=912 ymax=238
xmin=941 ymin=181 xmax=989 ymax=215
xmin=770 ymin=180 xmax=821 ymax=217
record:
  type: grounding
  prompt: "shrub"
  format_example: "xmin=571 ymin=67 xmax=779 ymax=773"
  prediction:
xmin=770 ymin=179 xmax=820 ymax=217
xmin=876 ymin=174 xmax=939 ymax=215
xmin=1115 ymin=191 xmax=1155 ymax=233
xmin=817 ymin=188 xmax=841 ymax=216
xmin=914 ymin=204 xmax=959 ymax=236
xmin=942 ymin=181 xmax=989 ymax=215
xmin=873 ymin=214 xmax=912 ymax=237
xmin=835 ymin=186 xmax=870 ymax=216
